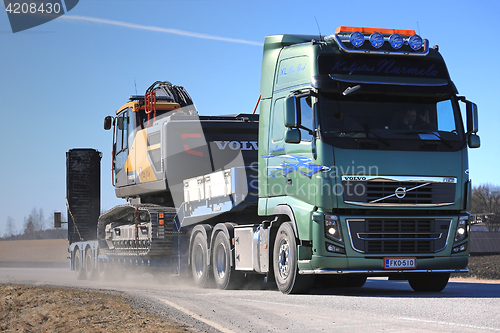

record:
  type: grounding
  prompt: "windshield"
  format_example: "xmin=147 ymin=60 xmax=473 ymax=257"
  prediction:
xmin=318 ymin=93 xmax=465 ymax=151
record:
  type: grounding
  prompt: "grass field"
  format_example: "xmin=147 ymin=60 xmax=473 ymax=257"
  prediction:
xmin=0 ymin=239 xmax=68 ymax=263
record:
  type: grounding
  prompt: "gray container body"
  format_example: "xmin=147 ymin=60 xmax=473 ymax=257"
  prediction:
xmin=66 ymin=149 xmax=101 ymax=244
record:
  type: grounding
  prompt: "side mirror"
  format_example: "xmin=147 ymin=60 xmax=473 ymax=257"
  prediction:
xmin=285 ymin=95 xmax=298 ymax=128
xmin=104 ymin=116 xmax=113 ymax=130
xmin=466 ymin=102 xmax=478 ymax=134
xmin=284 ymin=128 xmax=301 ymax=143
xmin=468 ymin=134 xmax=480 ymax=148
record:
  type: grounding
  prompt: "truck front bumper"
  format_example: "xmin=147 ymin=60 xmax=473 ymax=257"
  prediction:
xmin=298 ymin=255 xmax=469 ymax=275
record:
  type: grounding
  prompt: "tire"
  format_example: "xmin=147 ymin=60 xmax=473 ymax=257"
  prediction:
xmin=273 ymin=222 xmax=315 ymax=294
xmin=98 ymin=258 xmax=112 ymax=281
xmin=212 ymin=232 xmax=243 ymax=290
xmin=191 ymin=233 xmax=211 ymax=288
xmin=85 ymin=248 xmax=98 ymax=280
xmin=74 ymin=248 xmax=86 ymax=280
xmin=317 ymin=275 xmax=348 ymax=288
xmin=408 ymin=273 xmax=450 ymax=292
xmin=345 ymin=275 xmax=367 ymax=288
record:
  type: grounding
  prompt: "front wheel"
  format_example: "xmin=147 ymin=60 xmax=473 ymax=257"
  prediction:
xmin=408 ymin=273 xmax=450 ymax=292
xmin=212 ymin=232 xmax=242 ymax=290
xmin=273 ymin=222 xmax=314 ymax=294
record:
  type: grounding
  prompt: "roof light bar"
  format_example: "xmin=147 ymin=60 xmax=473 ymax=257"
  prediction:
xmin=129 ymin=95 xmax=174 ymax=102
xmin=335 ymin=26 xmax=416 ymax=36
xmin=326 ymin=26 xmax=429 ymax=56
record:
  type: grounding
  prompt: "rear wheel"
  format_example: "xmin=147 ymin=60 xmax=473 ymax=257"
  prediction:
xmin=273 ymin=222 xmax=315 ymax=294
xmin=98 ymin=258 xmax=114 ymax=281
xmin=212 ymin=232 xmax=243 ymax=290
xmin=408 ymin=273 xmax=450 ymax=292
xmin=85 ymin=248 xmax=98 ymax=280
xmin=74 ymin=248 xmax=86 ymax=280
xmin=191 ymin=233 xmax=211 ymax=288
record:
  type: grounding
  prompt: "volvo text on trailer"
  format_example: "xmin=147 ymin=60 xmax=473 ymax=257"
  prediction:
xmin=57 ymin=26 xmax=480 ymax=294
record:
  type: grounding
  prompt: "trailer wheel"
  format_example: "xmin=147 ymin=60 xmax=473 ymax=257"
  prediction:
xmin=74 ymin=248 xmax=86 ymax=280
xmin=85 ymin=248 xmax=98 ymax=280
xmin=98 ymin=259 xmax=110 ymax=281
xmin=212 ymin=231 xmax=242 ymax=290
xmin=191 ymin=233 xmax=211 ymax=288
xmin=273 ymin=222 xmax=314 ymax=294
xmin=408 ymin=273 xmax=450 ymax=292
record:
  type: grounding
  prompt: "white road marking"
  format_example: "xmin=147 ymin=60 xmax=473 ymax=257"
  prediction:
xmin=156 ymin=297 xmax=236 ymax=333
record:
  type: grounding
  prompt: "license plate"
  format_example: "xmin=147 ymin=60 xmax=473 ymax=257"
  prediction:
xmin=384 ymin=257 xmax=416 ymax=269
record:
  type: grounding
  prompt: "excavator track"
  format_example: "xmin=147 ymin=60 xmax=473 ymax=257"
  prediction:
xmin=98 ymin=204 xmax=180 ymax=256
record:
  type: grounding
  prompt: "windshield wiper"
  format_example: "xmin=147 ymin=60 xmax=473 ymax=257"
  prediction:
xmin=325 ymin=127 xmax=390 ymax=147
xmin=363 ymin=125 xmax=390 ymax=147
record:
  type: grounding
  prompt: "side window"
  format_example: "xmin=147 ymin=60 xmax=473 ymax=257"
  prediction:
xmin=436 ymin=100 xmax=456 ymax=132
xmin=271 ymin=99 xmax=284 ymax=143
xmin=114 ymin=110 xmax=129 ymax=173
xmin=299 ymin=95 xmax=314 ymax=142
xmin=115 ymin=114 xmax=123 ymax=153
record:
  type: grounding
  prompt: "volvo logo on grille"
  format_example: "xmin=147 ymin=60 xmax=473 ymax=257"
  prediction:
xmin=395 ymin=187 xmax=407 ymax=198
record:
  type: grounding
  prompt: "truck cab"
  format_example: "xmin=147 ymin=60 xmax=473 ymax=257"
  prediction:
xmin=257 ymin=27 xmax=479 ymax=292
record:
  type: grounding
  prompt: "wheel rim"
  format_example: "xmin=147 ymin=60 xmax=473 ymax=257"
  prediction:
xmin=215 ymin=243 xmax=227 ymax=279
xmin=193 ymin=244 xmax=204 ymax=278
xmin=278 ymin=239 xmax=290 ymax=279
xmin=75 ymin=252 xmax=81 ymax=272
xmin=85 ymin=252 xmax=92 ymax=275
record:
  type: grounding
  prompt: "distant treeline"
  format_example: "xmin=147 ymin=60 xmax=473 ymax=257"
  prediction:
xmin=1 ymin=228 xmax=68 ymax=241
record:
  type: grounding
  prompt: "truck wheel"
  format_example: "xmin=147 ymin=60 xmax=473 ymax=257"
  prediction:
xmin=212 ymin=231 xmax=242 ymax=290
xmin=408 ymin=273 xmax=450 ymax=292
xmin=85 ymin=248 xmax=98 ymax=280
xmin=345 ymin=275 xmax=367 ymax=288
xmin=74 ymin=248 xmax=86 ymax=280
xmin=191 ymin=233 xmax=211 ymax=288
xmin=273 ymin=222 xmax=315 ymax=294
xmin=317 ymin=275 xmax=348 ymax=288
xmin=98 ymin=259 xmax=110 ymax=281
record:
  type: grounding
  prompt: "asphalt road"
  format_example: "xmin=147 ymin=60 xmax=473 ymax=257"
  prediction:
xmin=1 ymin=267 xmax=499 ymax=333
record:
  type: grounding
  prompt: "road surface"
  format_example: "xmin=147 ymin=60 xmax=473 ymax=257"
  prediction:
xmin=1 ymin=267 xmax=499 ymax=332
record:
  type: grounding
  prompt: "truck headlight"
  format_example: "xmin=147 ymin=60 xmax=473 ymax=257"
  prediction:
xmin=325 ymin=214 xmax=343 ymax=244
xmin=454 ymin=215 xmax=469 ymax=243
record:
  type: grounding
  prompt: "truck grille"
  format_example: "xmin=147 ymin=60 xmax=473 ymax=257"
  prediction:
xmin=347 ymin=218 xmax=451 ymax=254
xmin=342 ymin=176 xmax=456 ymax=207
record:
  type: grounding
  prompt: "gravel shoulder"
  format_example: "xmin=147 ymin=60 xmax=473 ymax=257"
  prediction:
xmin=0 ymin=284 xmax=191 ymax=333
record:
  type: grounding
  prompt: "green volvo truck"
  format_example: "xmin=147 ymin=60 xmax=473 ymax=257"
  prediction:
xmin=254 ymin=26 xmax=479 ymax=293
xmin=61 ymin=26 xmax=479 ymax=294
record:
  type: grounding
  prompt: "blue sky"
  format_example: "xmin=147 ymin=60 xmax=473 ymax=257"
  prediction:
xmin=1 ymin=0 xmax=499 ymax=234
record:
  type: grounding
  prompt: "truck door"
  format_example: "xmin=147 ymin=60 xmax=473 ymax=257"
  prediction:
xmin=267 ymin=92 xmax=318 ymax=203
xmin=267 ymin=98 xmax=287 ymax=197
